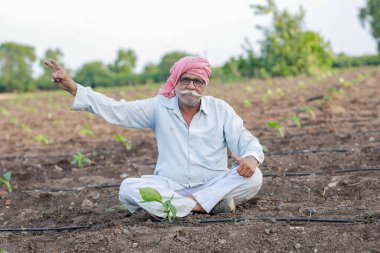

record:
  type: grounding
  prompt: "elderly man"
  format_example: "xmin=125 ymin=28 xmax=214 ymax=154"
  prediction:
xmin=45 ymin=56 xmax=264 ymax=218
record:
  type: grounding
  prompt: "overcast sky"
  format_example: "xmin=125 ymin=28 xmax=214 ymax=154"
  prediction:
xmin=0 ymin=0 xmax=376 ymax=73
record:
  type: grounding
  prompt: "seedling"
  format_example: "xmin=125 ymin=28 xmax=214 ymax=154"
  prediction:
xmin=79 ymin=125 xmax=93 ymax=136
xmin=242 ymin=99 xmax=252 ymax=107
xmin=245 ymin=86 xmax=253 ymax=93
xmin=267 ymin=121 xmax=285 ymax=138
xmin=301 ymin=105 xmax=315 ymax=119
xmin=339 ymin=78 xmax=352 ymax=88
xmin=19 ymin=124 xmax=31 ymax=132
xmin=115 ymin=135 xmax=132 ymax=150
xmin=139 ymin=187 xmax=177 ymax=222
xmin=35 ymin=135 xmax=49 ymax=144
xmin=0 ymin=171 xmax=13 ymax=193
xmin=71 ymin=152 xmax=92 ymax=169
xmin=0 ymin=108 xmax=10 ymax=117
xmin=286 ymin=115 xmax=302 ymax=128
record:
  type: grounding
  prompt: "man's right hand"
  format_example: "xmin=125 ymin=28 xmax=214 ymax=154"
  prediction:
xmin=44 ymin=59 xmax=77 ymax=96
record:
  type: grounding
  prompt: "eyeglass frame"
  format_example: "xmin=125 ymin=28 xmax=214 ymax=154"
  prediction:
xmin=178 ymin=76 xmax=205 ymax=87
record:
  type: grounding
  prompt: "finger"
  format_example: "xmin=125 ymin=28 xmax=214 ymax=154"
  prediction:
xmin=51 ymin=59 xmax=62 ymax=70
xmin=44 ymin=61 xmax=55 ymax=70
xmin=239 ymin=167 xmax=248 ymax=176
xmin=237 ymin=164 xmax=244 ymax=173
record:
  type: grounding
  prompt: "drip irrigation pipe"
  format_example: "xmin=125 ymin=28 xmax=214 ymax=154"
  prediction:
xmin=0 ymin=216 xmax=373 ymax=232
xmin=163 ymin=216 xmax=371 ymax=225
xmin=21 ymin=167 xmax=380 ymax=192
xmin=0 ymin=224 xmax=102 ymax=232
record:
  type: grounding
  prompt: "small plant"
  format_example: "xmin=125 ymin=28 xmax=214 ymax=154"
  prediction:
xmin=0 ymin=108 xmax=10 ymax=117
xmin=286 ymin=115 xmax=302 ymax=128
xmin=19 ymin=124 xmax=31 ymax=132
xmin=339 ymin=78 xmax=352 ymax=88
xmin=115 ymin=135 xmax=132 ymax=150
xmin=0 ymin=171 xmax=13 ymax=193
xmin=139 ymin=187 xmax=177 ymax=222
xmin=79 ymin=125 xmax=93 ymax=136
xmin=301 ymin=105 xmax=315 ymax=119
xmin=71 ymin=152 xmax=92 ymax=169
xmin=242 ymin=99 xmax=252 ymax=107
xmin=35 ymin=135 xmax=49 ymax=144
xmin=267 ymin=121 xmax=285 ymax=138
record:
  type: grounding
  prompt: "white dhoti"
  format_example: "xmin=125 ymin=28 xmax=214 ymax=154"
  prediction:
xmin=119 ymin=166 xmax=263 ymax=217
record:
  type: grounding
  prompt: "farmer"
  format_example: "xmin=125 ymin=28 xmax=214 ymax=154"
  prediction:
xmin=45 ymin=56 xmax=264 ymax=218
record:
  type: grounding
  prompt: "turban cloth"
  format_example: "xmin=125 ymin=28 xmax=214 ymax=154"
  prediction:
xmin=158 ymin=56 xmax=211 ymax=98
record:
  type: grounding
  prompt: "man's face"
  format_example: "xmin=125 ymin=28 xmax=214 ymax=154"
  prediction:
xmin=175 ymin=73 xmax=206 ymax=107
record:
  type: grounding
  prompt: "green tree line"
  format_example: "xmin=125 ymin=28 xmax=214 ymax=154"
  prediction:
xmin=1 ymin=0 xmax=379 ymax=92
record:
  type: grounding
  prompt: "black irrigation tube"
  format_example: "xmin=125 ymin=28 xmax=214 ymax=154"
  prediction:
xmin=162 ymin=216 xmax=371 ymax=225
xmin=262 ymin=167 xmax=380 ymax=177
xmin=21 ymin=167 xmax=380 ymax=192
xmin=0 ymin=216 xmax=373 ymax=232
xmin=0 ymin=224 xmax=97 ymax=232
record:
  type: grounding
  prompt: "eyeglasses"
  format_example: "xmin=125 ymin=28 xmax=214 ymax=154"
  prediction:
xmin=179 ymin=77 xmax=205 ymax=87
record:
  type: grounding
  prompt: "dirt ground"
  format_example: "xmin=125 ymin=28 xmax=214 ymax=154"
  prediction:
xmin=0 ymin=67 xmax=379 ymax=252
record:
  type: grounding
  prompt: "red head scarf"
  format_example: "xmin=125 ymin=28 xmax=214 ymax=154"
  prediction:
xmin=159 ymin=56 xmax=211 ymax=98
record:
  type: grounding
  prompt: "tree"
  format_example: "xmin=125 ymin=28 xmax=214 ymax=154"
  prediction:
xmin=140 ymin=63 xmax=160 ymax=83
xmin=36 ymin=48 xmax=65 ymax=89
xmin=109 ymin=49 xmax=137 ymax=75
xmin=251 ymin=0 xmax=333 ymax=76
xmin=74 ymin=61 xmax=113 ymax=88
xmin=0 ymin=42 xmax=36 ymax=92
xmin=359 ymin=0 xmax=380 ymax=54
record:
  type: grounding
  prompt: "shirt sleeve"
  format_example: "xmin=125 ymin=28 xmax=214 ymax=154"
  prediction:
xmin=71 ymin=84 xmax=156 ymax=129
xmin=223 ymin=103 xmax=264 ymax=164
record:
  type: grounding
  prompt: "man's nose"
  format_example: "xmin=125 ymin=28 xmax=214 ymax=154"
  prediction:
xmin=187 ymin=81 xmax=196 ymax=89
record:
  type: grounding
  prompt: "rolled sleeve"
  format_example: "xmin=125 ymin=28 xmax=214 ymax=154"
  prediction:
xmin=70 ymin=83 xmax=156 ymax=129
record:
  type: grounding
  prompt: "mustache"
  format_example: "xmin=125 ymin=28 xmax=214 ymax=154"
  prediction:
xmin=177 ymin=89 xmax=202 ymax=97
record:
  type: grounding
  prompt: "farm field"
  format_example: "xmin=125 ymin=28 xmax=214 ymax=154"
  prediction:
xmin=0 ymin=67 xmax=379 ymax=252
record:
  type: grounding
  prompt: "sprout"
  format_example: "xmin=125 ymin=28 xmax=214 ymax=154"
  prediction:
xmin=115 ymin=135 xmax=132 ymax=151
xmin=71 ymin=152 xmax=92 ymax=169
xmin=301 ymin=105 xmax=315 ymax=119
xmin=35 ymin=135 xmax=49 ymax=145
xmin=79 ymin=125 xmax=93 ymax=136
xmin=286 ymin=115 xmax=302 ymax=128
xmin=139 ymin=187 xmax=177 ymax=222
xmin=242 ymin=99 xmax=252 ymax=107
xmin=0 ymin=171 xmax=13 ymax=193
xmin=267 ymin=121 xmax=285 ymax=138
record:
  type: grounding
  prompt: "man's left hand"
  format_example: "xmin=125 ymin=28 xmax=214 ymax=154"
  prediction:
xmin=236 ymin=156 xmax=258 ymax=178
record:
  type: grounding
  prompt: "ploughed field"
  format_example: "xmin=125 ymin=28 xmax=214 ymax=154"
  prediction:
xmin=0 ymin=67 xmax=379 ymax=252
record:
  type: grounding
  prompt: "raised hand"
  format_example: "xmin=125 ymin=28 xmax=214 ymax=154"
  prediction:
xmin=44 ymin=59 xmax=77 ymax=96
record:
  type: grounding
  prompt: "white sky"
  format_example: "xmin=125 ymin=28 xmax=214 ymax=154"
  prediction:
xmin=0 ymin=0 xmax=376 ymax=74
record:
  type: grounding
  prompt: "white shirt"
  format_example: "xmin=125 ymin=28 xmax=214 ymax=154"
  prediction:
xmin=72 ymin=84 xmax=264 ymax=188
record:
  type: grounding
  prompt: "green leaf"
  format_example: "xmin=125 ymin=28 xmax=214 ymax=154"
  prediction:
xmin=267 ymin=121 xmax=281 ymax=128
xmin=115 ymin=135 xmax=126 ymax=142
xmin=3 ymin=171 xmax=11 ymax=182
xmin=168 ymin=203 xmax=177 ymax=219
xmin=139 ymin=187 xmax=163 ymax=203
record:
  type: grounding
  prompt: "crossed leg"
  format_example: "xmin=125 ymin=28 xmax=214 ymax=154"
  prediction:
xmin=119 ymin=167 xmax=263 ymax=217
